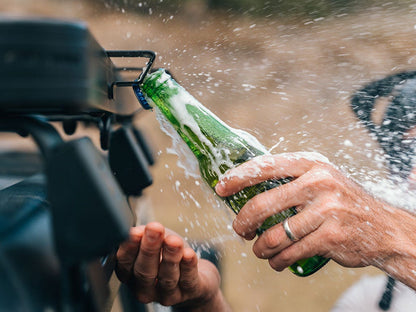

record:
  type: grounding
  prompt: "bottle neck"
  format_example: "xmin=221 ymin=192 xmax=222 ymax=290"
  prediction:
xmin=142 ymin=69 xmax=268 ymax=185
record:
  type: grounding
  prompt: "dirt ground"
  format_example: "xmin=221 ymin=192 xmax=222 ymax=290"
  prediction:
xmin=2 ymin=0 xmax=416 ymax=311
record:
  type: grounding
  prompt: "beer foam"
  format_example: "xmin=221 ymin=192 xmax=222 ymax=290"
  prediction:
xmin=151 ymin=69 xmax=268 ymax=179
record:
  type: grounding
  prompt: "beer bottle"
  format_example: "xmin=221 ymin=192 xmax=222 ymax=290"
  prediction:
xmin=140 ymin=69 xmax=329 ymax=277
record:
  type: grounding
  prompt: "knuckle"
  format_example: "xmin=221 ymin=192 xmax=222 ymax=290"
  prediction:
xmin=136 ymin=293 xmax=153 ymax=304
xmin=161 ymin=258 xmax=178 ymax=268
xmin=320 ymin=197 xmax=343 ymax=217
xmin=325 ymin=227 xmax=342 ymax=246
xmin=277 ymin=249 xmax=293 ymax=265
xmin=158 ymin=278 xmax=178 ymax=290
xmin=263 ymin=230 xmax=279 ymax=249
xmin=247 ymin=195 xmax=264 ymax=214
xmin=308 ymin=165 xmax=337 ymax=187
xmin=159 ymin=293 xmax=180 ymax=307
xmin=248 ymin=194 xmax=275 ymax=222
xmin=325 ymin=233 xmax=338 ymax=246
xmin=134 ymin=270 xmax=156 ymax=285
xmin=139 ymin=247 xmax=159 ymax=259
xmin=159 ymin=298 xmax=172 ymax=307
xmin=180 ymin=278 xmax=198 ymax=291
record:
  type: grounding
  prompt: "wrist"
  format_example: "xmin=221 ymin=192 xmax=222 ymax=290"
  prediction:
xmin=372 ymin=207 xmax=416 ymax=290
xmin=173 ymin=289 xmax=229 ymax=312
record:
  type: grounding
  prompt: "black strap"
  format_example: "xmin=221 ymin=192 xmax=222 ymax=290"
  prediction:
xmin=350 ymin=71 xmax=416 ymax=179
xmin=378 ymin=276 xmax=396 ymax=311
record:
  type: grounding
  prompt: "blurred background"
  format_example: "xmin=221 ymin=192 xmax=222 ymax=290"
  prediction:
xmin=2 ymin=0 xmax=416 ymax=311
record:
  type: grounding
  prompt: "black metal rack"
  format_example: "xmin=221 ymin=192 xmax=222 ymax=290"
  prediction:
xmin=0 ymin=17 xmax=157 ymax=312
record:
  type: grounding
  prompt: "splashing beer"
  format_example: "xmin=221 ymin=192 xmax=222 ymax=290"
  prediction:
xmin=141 ymin=69 xmax=329 ymax=276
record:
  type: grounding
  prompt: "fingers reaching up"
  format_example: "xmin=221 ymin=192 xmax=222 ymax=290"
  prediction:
xmin=116 ymin=222 xmax=226 ymax=310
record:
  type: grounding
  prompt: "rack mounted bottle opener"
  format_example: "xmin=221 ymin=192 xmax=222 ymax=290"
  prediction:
xmin=106 ymin=50 xmax=156 ymax=110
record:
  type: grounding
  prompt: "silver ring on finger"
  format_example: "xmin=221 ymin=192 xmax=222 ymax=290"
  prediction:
xmin=283 ymin=218 xmax=299 ymax=242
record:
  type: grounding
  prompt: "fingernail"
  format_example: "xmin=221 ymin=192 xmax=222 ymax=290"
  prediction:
xmin=145 ymin=229 xmax=161 ymax=242
xmin=182 ymin=255 xmax=194 ymax=264
xmin=215 ymin=181 xmax=224 ymax=194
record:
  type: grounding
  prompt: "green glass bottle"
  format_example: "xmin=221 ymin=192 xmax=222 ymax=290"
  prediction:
xmin=141 ymin=69 xmax=329 ymax=277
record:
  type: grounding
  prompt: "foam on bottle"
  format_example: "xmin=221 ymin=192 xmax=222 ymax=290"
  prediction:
xmin=150 ymin=69 xmax=268 ymax=179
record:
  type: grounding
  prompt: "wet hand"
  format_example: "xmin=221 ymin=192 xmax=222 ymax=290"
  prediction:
xmin=116 ymin=222 xmax=221 ymax=308
xmin=215 ymin=153 xmax=402 ymax=272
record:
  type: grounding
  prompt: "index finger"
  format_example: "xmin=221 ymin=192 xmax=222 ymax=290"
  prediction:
xmin=215 ymin=153 xmax=329 ymax=197
xmin=133 ymin=222 xmax=165 ymax=290
xmin=116 ymin=226 xmax=145 ymax=283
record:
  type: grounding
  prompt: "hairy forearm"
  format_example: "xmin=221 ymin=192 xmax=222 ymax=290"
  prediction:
xmin=172 ymin=290 xmax=232 ymax=312
xmin=372 ymin=206 xmax=416 ymax=291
